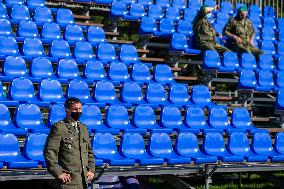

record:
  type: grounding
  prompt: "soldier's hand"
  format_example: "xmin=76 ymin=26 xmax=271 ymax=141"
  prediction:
xmin=58 ymin=173 xmax=71 ymax=184
xmin=214 ymin=5 xmax=220 ymax=10
xmin=86 ymin=171 xmax=95 ymax=181
xmin=234 ymin=36 xmax=242 ymax=44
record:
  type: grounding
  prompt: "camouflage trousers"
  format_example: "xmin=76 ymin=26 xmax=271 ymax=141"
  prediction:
xmin=199 ymin=41 xmax=231 ymax=54
xmin=233 ymin=44 xmax=263 ymax=56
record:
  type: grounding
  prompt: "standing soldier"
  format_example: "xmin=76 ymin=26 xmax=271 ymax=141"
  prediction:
xmin=192 ymin=3 xmax=231 ymax=54
xmin=44 ymin=97 xmax=95 ymax=189
xmin=223 ymin=5 xmax=263 ymax=56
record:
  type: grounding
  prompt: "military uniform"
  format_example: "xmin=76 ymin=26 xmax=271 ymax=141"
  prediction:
xmin=44 ymin=118 xmax=95 ymax=189
xmin=223 ymin=16 xmax=263 ymax=56
xmin=192 ymin=6 xmax=231 ymax=54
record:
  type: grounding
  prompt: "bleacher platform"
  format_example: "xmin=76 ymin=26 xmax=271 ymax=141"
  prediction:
xmin=0 ymin=0 xmax=284 ymax=188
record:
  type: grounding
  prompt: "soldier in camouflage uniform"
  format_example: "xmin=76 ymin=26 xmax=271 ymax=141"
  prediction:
xmin=192 ymin=4 xmax=231 ymax=54
xmin=223 ymin=5 xmax=263 ymax=56
xmin=44 ymin=97 xmax=95 ymax=189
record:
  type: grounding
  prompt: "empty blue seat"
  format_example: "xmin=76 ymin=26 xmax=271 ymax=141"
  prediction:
xmin=48 ymin=104 xmax=65 ymax=127
xmin=240 ymin=53 xmax=257 ymax=70
xmin=87 ymin=26 xmax=106 ymax=46
xmin=255 ymin=70 xmax=274 ymax=91
xmin=121 ymin=82 xmax=148 ymax=106
xmin=275 ymin=71 xmax=284 ymax=89
xmin=261 ymin=40 xmax=276 ymax=55
xmin=168 ymin=84 xmax=190 ymax=107
xmin=165 ymin=6 xmax=180 ymax=21
xmin=17 ymin=20 xmax=38 ymax=41
xmin=0 ymin=133 xmax=38 ymax=168
xmin=258 ymin=54 xmax=274 ymax=71
xmin=67 ymin=79 xmax=94 ymax=104
xmin=74 ymin=42 xmax=95 ymax=63
xmin=83 ymin=61 xmax=106 ymax=82
xmin=220 ymin=1 xmax=233 ymax=14
xmin=22 ymin=38 xmax=45 ymax=60
xmin=202 ymin=132 xmax=244 ymax=162
xmin=154 ymin=64 xmax=175 ymax=85
xmin=123 ymin=3 xmax=145 ymax=21
xmin=9 ymin=78 xmax=36 ymax=102
xmin=38 ymin=79 xmax=65 ymax=104
xmin=277 ymin=55 xmax=284 ymax=72
xmin=10 ymin=5 xmax=30 ymax=24
xmin=0 ymin=19 xmax=12 ymax=37
xmin=147 ymin=4 xmax=163 ymax=20
xmin=131 ymin=63 xmax=152 ymax=85
xmin=170 ymin=32 xmax=188 ymax=51
xmin=0 ymin=36 xmax=19 ymax=58
xmin=278 ymin=18 xmax=284 ymax=30
xmin=24 ymin=133 xmax=47 ymax=167
xmin=26 ymin=0 xmax=45 ymax=10
xmin=30 ymin=58 xmax=54 ymax=81
xmin=249 ymin=4 xmax=261 ymax=17
xmin=108 ymin=62 xmax=129 ymax=84
xmin=49 ymin=40 xmax=72 ymax=59
xmin=15 ymin=104 xmax=49 ymax=133
xmin=219 ymin=51 xmax=239 ymax=72
xmin=238 ymin=69 xmax=257 ymax=89
xmin=183 ymin=8 xmax=197 ymax=23
xmin=172 ymin=0 xmax=186 ymax=10
xmin=277 ymin=42 xmax=284 ymax=56
xmin=175 ymin=132 xmax=218 ymax=164
xmin=96 ymin=42 xmax=116 ymax=63
xmin=138 ymin=0 xmax=152 ymax=7
xmin=0 ymin=103 xmax=27 ymax=136
xmin=190 ymin=85 xmax=219 ymax=109
xmin=92 ymin=133 xmax=135 ymax=165
xmin=145 ymin=83 xmax=169 ymax=107
xmin=139 ymin=16 xmax=157 ymax=34
xmin=203 ymin=50 xmax=221 ymax=69
xmin=261 ymin=28 xmax=275 ymax=41
xmin=276 ymin=89 xmax=284 ymax=110
xmin=2 ymin=56 xmax=27 ymax=80
xmin=156 ymin=0 xmax=169 ymax=8
xmin=185 ymin=106 xmax=210 ymax=133
xmin=250 ymin=14 xmax=262 ymax=29
xmin=110 ymin=0 xmax=127 ymax=17
xmin=263 ymin=17 xmax=276 ymax=29
xmin=121 ymin=133 xmax=164 ymax=165
xmin=106 ymin=105 xmax=147 ymax=134
xmin=154 ymin=18 xmax=175 ymax=36
xmin=274 ymin=132 xmax=284 ymax=156
xmin=41 ymin=23 xmax=61 ymax=44
xmin=213 ymin=23 xmax=225 ymax=35
xmin=227 ymin=132 xmax=268 ymax=162
xmin=0 ymin=3 xmax=8 ymax=19
xmin=64 ymin=25 xmax=84 ymax=45
xmin=216 ymin=12 xmax=229 ymax=24
xmin=119 ymin=44 xmax=139 ymax=63
xmin=34 ymin=7 xmax=52 ymax=26
xmin=5 ymin=0 xmax=24 ymax=7
xmin=149 ymin=133 xmax=191 ymax=164
xmin=177 ymin=20 xmax=192 ymax=37
xmin=56 ymin=8 xmax=75 ymax=27
xmin=188 ymin=0 xmax=200 ymax=11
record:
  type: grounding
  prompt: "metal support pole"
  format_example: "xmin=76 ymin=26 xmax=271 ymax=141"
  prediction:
xmin=204 ymin=164 xmax=211 ymax=189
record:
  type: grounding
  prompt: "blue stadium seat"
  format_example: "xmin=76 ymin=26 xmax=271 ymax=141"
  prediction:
xmin=139 ymin=16 xmax=157 ymax=34
xmin=1 ymin=56 xmax=27 ymax=81
xmin=17 ymin=20 xmax=38 ymax=42
xmin=73 ymin=42 xmax=95 ymax=63
xmin=0 ymin=103 xmax=28 ymax=136
xmin=183 ymin=8 xmax=197 ymax=23
xmin=154 ymin=18 xmax=175 ymax=37
xmin=168 ymin=84 xmax=191 ymax=107
xmin=10 ymin=5 xmax=30 ymax=24
xmin=240 ymin=53 xmax=257 ymax=70
xmin=160 ymin=106 xmax=192 ymax=132
xmin=49 ymin=40 xmax=72 ymax=59
xmin=276 ymin=89 xmax=284 ymax=110
xmin=165 ymin=6 xmax=180 ymax=21
xmin=24 ymin=133 xmax=47 ymax=167
xmin=249 ymin=4 xmax=261 ymax=17
xmin=175 ymin=132 xmax=218 ymax=164
xmin=203 ymin=50 xmax=221 ymax=69
xmin=251 ymin=132 xmax=284 ymax=162
xmin=238 ymin=69 xmax=257 ymax=89
xmin=92 ymin=133 xmax=135 ymax=165
xmin=93 ymin=0 xmax=113 ymax=5
xmin=170 ymin=32 xmax=188 ymax=51
xmin=147 ymin=5 xmax=163 ymax=20
xmin=67 ymin=79 xmax=94 ymax=104
xmin=177 ymin=20 xmax=193 ymax=37
xmin=278 ymin=18 xmax=284 ymax=30
xmin=0 ymin=81 xmax=18 ymax=106
xmin=190 ymin=85 xmax=220 ymax=109
xmin=120 ymin=133 xmax=164 ymax=165
xmin=156 ymin=0 xmax=169 ymax=8
xmin=277 ymin=42 xmax=284 ymax=56
xmin=26 ymin=0 xmax=45 ymax=10
xmin=15 ymin=104 xmax=50 ymax=133
xmin=121 ymin=82 xmax=148 ymax=106
xmin=5 ymin=0 xmax=24 ymax=8
xmin=131 ymin=63 xmax=152 ymax=85
xmin=34 ymin=7 xmax=52 ymax=26
xmin=261 ymin=28 xmax=276 ymax=41
xmin=149 ymin=133 xmax=191 ymax=164
xmin=96 ymin=42 xmax=116 ymax=63
xmin=123 ymin=3 xmax=145 ymax=21
xmin=41 ymin=23 xmax=62 ymax=44
xmin=64 ymin=25 xmax=84 ymax=45
xmin=132 ymin=105 xmax=173 ymax=133
xmin=261 ymin=40 xmax=276 ymax=55
xmin=277 ymin=55 xmax=284 ymax=72
xmin=145 ymin=83 xmax=170 ymax=107
xmin=106 ymin=105 xmax=147 ymax=134
xmin=231 ymin=108 xmax=268 ymax=134
xmin=184 ymin=106 xmax=211 ymax=133
xmin=250 ymin=14 xmax=262 ymax=29
xmin=274 ymin=132 xmax=284 ymax=156
xmin=188 ymin=0 xmax=200 ymax=12
xmin=202 ymin=132 xmax=244 ymax=162
xmin=219 ymin=51 xmax=239 ymax=72
xmin=38 ymin=79 xmax=65 ymax=104
xmin=108 ymin=62 xmax=130 ymax=84
xmin=0 ymin=19 xmax=12 ymax=37
xmin=48 ymin=104 xmax=65 ymax=127
xmin=0 ymin=3 xmax=8 ymax=19
xmin=119 ymin=44 xmax=139 ymax=63
xmin=83 ymin=61 xmax=106 ymax=82
xmin=216 ymin=12 xmax=229 ymax=24
xmin=121 ymin=0 xmax=135 ymax=5
xmin=227 ymin=132 xmax=268 ymax=162
xmin=255 ymin=70 xmax=274 ymax=91
xmin=213 ymin=23 xmax=225 ymax=36
xmin=258 ymin=54 xmax=274 ymax=72
xmin=56 ymin=8 xmax=75 ymax=27
xmin=263 ymin=17 xmax=276 ymax=29
xmin=22 ymin=38 xmax=46 ymax=60
xmin=154 ymin=64 xmax=175 ymax=86
xmin=87 ymin=26 xmax=106 ymax=46
xmin=275 ymin=71 xmax=284 ymax=90
xmin=138 ymin=0 xmax=152 ymax=7
xmin=0 ymin=36 xmax=19 ymax=58
xmin=220 ymin=1 xmax=233 ymax=14
xmin=80 ymin=105 xmax=119 ymax=134
xmin=30 ymin=58 xmax=55 ymax=82
xmin=110 ymin=0 xmax=127 ymax=17
xmin=0 ymin=133 xmax=38 ymax=168
xmin=172 ymin=0 xmax=186 ymax=10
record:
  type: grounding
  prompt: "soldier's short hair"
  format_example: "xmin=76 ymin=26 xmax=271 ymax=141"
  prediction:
xmin=64 ymin=97 xmax=82 ymax=109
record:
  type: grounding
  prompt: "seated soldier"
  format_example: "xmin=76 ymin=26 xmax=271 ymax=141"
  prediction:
xmin=223 ymin=5 xmax=263 ymax=56
xmin=192 ymin=3 xmax=231 ymax=54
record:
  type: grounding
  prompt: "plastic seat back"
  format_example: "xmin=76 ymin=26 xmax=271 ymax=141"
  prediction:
xmin=216 ymin=12 xmax=229 ymax=24
xmin=30 ymin=58 xmax=54 ymax=79
xmin=64 ymin=25 xmax=84 ymax=42
xmin=0 ymin=104 xmax=13 ymax=128
xmin=204 ymin=50 xmax=221 ymax=69
xmin=148 ymin=4 xmax=163 ymax=20
xmin=108 ymin=62 xmax=128 ymax=82
xmin=38 ymin=79 xmax=64 ymax=103
xmin=50 ymin=40 xmax=71 ymax=59
xmin=106 ymin=105 xmax=130 ymax=129
xmin=156 ymin=0 xmax=169 ymax=8
xmin=161 ymin=106 xmax=183 ymax=129
xmin=228 ymin=132 xmax=250 ymax=156
xmin=0 ymin=36 xmax=19 ymax=56
xmin=6 ymin=0 xmax=24 ymax=6
xmin=34 ymin=7 xmax=52 ymax=24
xmin=276 ymin=72 xmax=284 ymax=88
xmin=0 ymin=133 xmax=22 ymax=161
xmin=208 ymin=108 xmax=229 ymax=129
xmin=257 ymin=71 xmax=274 ymax=90
xmin=149 ymin=133 xmax=174 ymax=158
xmin=110 ymin=0 xmax=127 ymax=16
xmin=42 ymin=23 xmax=61 ymax=41
xmin=258 ymin=54 xmax=274 ymax=71
xmin=57 ymin=59 xmax=79 ymax=80
xmin=274 ymin=132 xmax=284 ymax=154
xmin=22 ymin=38 xmax=45 ymax=58
xmin=183 ymin=8 xmax=197 ymax=22
xmin=27 ymin=0 xmax=45 ymax=10
xmin=263 ymin=17 xmax=276 ymax=29
xmin=238 ymin=69 xmax=257 ymax=89
xmin=56 ymin=8 xmax=75 ymax=25
xmin=277 ymin=42 xmax=284 ymax=56
xmin=121 ymin=133 xmax=147 ymax=159
xmin=249 ymin=4 xmax=261 ymax=16
xmin=133 ymin=105 xmax=157 ymax=129
xmin=131 ymin=63 xmax=151 ymax=83
xmin=172 ymin=0 xmax=186 ymax=10
xmin=48 ymin=104 xmax=65 ymax=126
xmin=121 ymin=82 xmax=143 ymax=103
xmin=0 ymin=19 xmax=12 ymax=37
xmin=177 ymin=20 xmax=192 ymax=37
xmin=80 ymin=105 xmax=103 ymax=129
xmin=92 ymin=133 xmax=119 ymax=159
xmin=171 ymin=32 xmax=188 ymax=50
xmin=9 ymin=78 xmax=35 ymax=102
xmin=154 ymin=64 xmax=174 ymax=85
xmin=165 ymin=6 xmax=180 ymax=21
xmin=84 ymin=61 xmax=105 ymax=81
xmin=146 ymin=83 xmax=166 ymax=104
xmin=140 ymin=16 xmax=157 ymax=33
xmin=67 ymin=80 xmax=92 ymax=103
xmin=176 ymin=132 xmax=200 ymax=157
xmin=185 ymin=107 xmax=207 ymax=129
xmin=96 ymin=42 xmax=116 ymax=62
xmin=157 ymin=18 xmax=175 ymax=35
xmin=0 ymin=3 xmax=8 ymax=19
xmin=24 ymin=133 xmax=47 ymax=161
xmin=87 ymin=26 xmax=106 ymax=45
xmin=261 ymin=41 xmax=276 ymax=55
xmin=3 ymin=56 xmax=27 ymax=77
xmin=240 ymin=53 xmax=256 ymax=70
xmin=137 ymin=0 xmax=152 ymax=6
xmin=11 ymin=5 xmax=30 ymax=21
xmin=203 ymin=132 xmax=226 ymax=156
xmin=169 ymin=84 xmax=189 ymax=105
xmin=190 ymin=85 xmax=212 ymax=106
xmin=221 ymin=1 xmax=233 ymax=14
xmin=251 ymin=132 xmax=273 ymax=155
xmin=231 ymin=108 xmax=253 ymax=129
xmin=127 ymin=3 xmax=145 ymax=19
xmin=222 ymin=51 xmax=239 ymax=69
xmin=93 ymin=81 xmax=117 ymax=103
xmin=119 ymin=44 xmax=138 ymax=63
xmin=18 ymin=20 xmax=38 ymax=38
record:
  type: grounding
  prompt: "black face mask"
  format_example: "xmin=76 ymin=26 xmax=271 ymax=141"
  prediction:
xmin=70 ymin=112 xmax=82 ymax=121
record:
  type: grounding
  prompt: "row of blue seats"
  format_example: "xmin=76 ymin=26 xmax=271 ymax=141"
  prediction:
xmin=1 ymin=131 xmax=283 ymax=168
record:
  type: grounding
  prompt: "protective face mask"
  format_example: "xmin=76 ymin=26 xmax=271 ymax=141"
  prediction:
xmin=70 ymin=112 xmax=82 ymax=121
xmin=206 ymin=13 xmax=212 ymax=19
